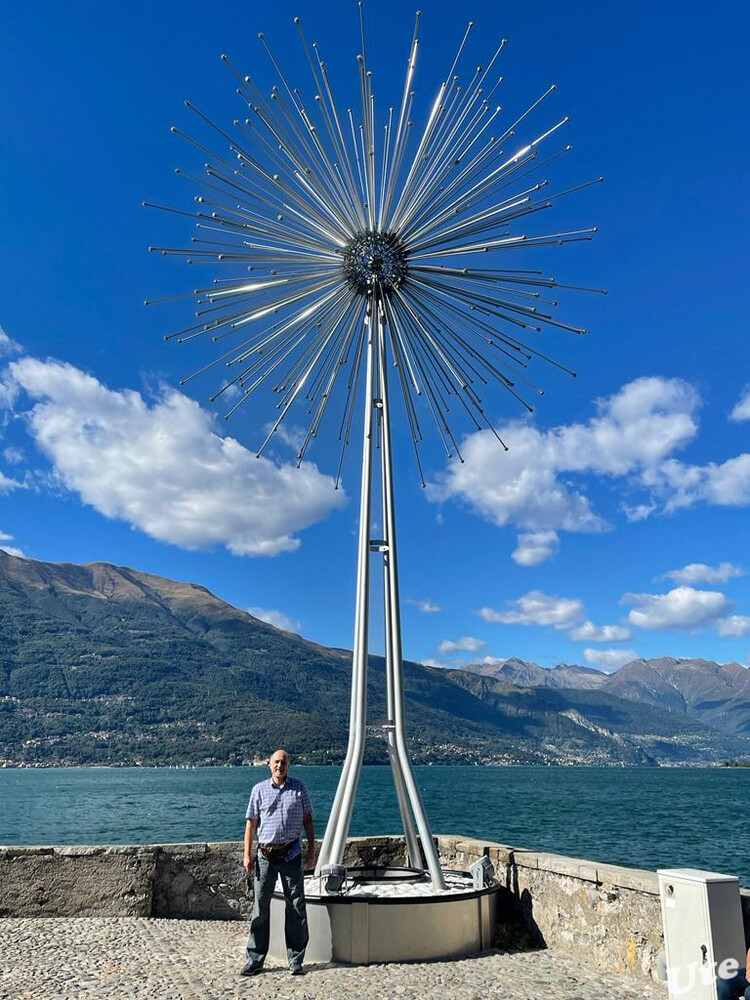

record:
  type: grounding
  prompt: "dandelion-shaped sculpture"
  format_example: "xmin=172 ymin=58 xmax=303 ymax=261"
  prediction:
xmin=146 ymin=7 xmax=604 ymax=890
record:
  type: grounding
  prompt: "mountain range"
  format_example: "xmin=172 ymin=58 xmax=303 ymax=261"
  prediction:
xmin=1 ymin=550 xmax=749 ymax=767
xmin=461 ymin=656 xmax=750 ymax=734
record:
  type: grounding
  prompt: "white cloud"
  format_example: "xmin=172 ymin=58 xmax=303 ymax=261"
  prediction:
xmin=716 ymin=616 xmax=750 ymax=639
xmin=512 ymin=530 xmax=560 ymax=566
xmin=624 ymin=586 xmax=732 ymax=631
xmin=8 ymin=357 xmax=346 ymax=556
xmin=437 ymin=636 xmax=487 ymax=654
xmin=428 ymin=377 xmax=700 ymax=562
xmin=621 ymin=502 xmax=657 ymax=523
xmin=479 ymin=590 xmax=584 ymax=630
xmin=406 ymin=598 xmax=442 ymax=613
xmin=704 ymin=456 xmax=750 ymax=506
xmin=662 ymin=562 xmax=744 ymax=585
xmin=645 ymin=455 xmax=750 ymax=511
xmin=0 ymin=471 xmax=21 ymax=494
xmin=265 ymin=422 xmax=307 ymax=453
xmin=3 ymin=446 xmax=24 ymax=465
xmin=0 ymin=328 xmax=22 ymax=358
xmin=583 ymin=648 xmax=639 ymax=673
xmin=247 ymin=606 xmax=301 ymax=632
xmin=0 ymin=527 xmax=25 ymax=557
xmin=428 ymin=422 xmax=608 ymax=539
xmin=0 ymin=374 xmax=20 ymax=414
xmin=568 ymin=620 xmax=631 ymax=642
xmin=730 ymin=387 xmax=750 ymax=422
xmin=429 ymin=376 xmax=750 ymax=561
xmin=0 ymin=529 xmax=25 ymax=558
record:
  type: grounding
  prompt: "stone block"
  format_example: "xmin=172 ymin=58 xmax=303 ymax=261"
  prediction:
xmin=158 ymin=842 xmax=209 ymax=859
xmin=0 ymin=846 xmax=54 ymax=859
xmin=595 ymin=863 xmax=659 ymax=895
xmin=486 ymin=844 xmax=515 ymax=866
xmin=436 ymin=834 xmax=463 ymax=852
xmin=513 ymin=849 xmax=541 ymax=870
xmin=55 ymin=845 xmax=107 ymax=857
xmin=533 ymin=853 xmax=599 ymax=883
xmin=454 ymin=838 xmax=501 ymax=858
xmin=152 ymin=842 xmax=248 ymax=920
xmin=0 ymin=845 xmax=156 ymax=917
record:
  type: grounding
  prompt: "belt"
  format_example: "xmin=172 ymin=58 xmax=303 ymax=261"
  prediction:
xmin=259 ymin=840 xmax=297 ymax=862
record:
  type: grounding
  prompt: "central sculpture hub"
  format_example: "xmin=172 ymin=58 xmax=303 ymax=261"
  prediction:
xmin=342 ymin=231 xmax=408 ymax=295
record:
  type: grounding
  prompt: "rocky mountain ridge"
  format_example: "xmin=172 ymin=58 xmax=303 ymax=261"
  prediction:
xmin=1 ymin=550 xmax=749 ymax=765
xmin=460 ymin=655 xmax=750 ymax=734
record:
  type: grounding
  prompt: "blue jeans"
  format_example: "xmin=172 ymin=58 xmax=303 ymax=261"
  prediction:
xmin=718 ymin=968 xmax=750 ymax=1000
xmin=245 ymin=853 xmax=309 ymax=970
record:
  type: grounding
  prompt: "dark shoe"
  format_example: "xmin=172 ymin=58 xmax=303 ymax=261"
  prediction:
xmin=240 ymin=963 xmax=263 ymax=977
xmin=290 ymin=966 xmax=305 ymax=976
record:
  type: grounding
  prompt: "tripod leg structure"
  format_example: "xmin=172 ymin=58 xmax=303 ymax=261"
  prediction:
xmin=317 ymin=298 xmax=445 ymax=890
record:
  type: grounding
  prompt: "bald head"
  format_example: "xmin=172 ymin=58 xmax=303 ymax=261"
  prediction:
xmin=268 ymin=749 xmax=290 ymax=785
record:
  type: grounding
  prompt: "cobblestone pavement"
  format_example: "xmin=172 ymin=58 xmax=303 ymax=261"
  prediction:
xmin=0 ymin=918 xmax=666 ymax=1000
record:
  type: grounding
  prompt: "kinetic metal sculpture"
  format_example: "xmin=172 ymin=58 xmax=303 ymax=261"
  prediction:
xmin=147 ymin=7 xmax=603 ymax=891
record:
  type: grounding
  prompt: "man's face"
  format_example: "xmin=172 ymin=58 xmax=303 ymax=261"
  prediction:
xmin=269 ymin=752 xmax=289 ymax=784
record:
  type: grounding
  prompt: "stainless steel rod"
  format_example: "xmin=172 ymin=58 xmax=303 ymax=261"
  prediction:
xmin=376 ymin=302 xmax=445 ymax=889
xmin=315 ymin=304 xmax=375 ymax=875
xmin=381 ymin=502 xmax=421 ymax=869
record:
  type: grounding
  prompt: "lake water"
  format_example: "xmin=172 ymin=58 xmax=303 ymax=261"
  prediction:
xmin=2 ymin=765 xmax=746 ymax=883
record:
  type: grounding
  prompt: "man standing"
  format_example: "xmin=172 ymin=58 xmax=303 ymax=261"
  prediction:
xmin=241 ymin=749 xmax=315 ymax=977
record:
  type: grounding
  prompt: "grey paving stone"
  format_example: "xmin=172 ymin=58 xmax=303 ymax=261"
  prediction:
xmin=0 ymin=917 xmax=666 ymax=1000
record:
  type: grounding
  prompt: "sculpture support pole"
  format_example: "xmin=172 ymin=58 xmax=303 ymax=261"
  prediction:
xmin=317 ymin=294 xmax=444 ymax=889
xmin=382 ymin=540 xmax=421 ymax=869
xmin=316 ymin=305 xmax=375 ymax=875
xmin=378 ymin=300 xmax=420 ymax=869
xmin=376 ymin=302 xmax=445 ymax=890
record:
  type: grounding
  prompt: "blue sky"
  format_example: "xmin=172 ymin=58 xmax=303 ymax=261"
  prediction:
xmin=1 ymin=0 xmax=749 ymax=672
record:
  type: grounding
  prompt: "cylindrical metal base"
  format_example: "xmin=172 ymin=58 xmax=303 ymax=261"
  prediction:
xmin=268 ymin=868 xmax=499 ymax=965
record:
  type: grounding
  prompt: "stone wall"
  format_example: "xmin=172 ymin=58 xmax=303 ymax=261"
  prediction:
xmin=437 ymin=836 xmax=664 ymax=980
xmin=8 ymin=835 xmax=745 ymax=982
xmin=0 ymin=837 xmax=404 ymax=921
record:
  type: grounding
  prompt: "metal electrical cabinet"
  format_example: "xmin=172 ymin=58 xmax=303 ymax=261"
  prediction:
xmin=658 ymin=868 xmax=746 ymax=1000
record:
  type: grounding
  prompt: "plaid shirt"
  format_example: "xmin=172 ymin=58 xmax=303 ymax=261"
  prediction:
xmin=245 ymin=776 xmax=313 ymax=861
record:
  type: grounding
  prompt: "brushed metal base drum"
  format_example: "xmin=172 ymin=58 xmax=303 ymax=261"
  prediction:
xmin=269 ymin=867 xmax=499 ymax=965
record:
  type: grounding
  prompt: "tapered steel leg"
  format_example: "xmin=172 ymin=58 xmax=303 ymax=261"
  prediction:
xmin=375 ymin=303 xmax=445 ymax=889
xmin=316 ymin=308 xmax=375 ymax=875
xmin=383 ymin=545 xmax=421 ymax=869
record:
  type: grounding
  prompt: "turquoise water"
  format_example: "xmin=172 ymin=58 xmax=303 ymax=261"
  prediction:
xmin=2 ymin=765 xmax=747 ymax=883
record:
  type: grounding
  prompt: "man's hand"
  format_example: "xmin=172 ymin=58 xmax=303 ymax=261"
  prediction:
xmin=243 ymin=818 xmax=257 ymax=876
xmin=303 ymin=813 xmax=315 ymax=871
